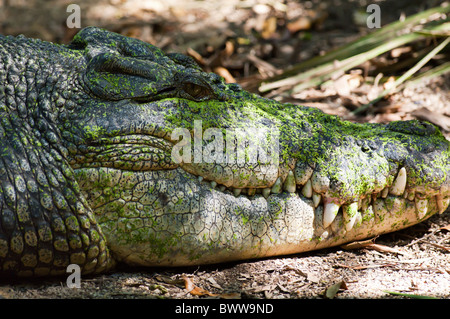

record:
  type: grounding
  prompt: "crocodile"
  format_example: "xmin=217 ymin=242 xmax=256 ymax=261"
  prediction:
xmin=0 ymin=27 xmax=449 ymax=277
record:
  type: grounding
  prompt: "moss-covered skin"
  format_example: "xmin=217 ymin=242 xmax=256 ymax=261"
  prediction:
xmin=0 ymin=27 xmax=449 ymax=276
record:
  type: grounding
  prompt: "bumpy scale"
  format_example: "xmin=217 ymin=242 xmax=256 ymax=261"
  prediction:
xmin=0 ymin=27 xmax=449 ymax=276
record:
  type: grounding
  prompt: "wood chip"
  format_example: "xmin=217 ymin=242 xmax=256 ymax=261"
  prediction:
xmin=213 ymin=66 xmax=236 ymax=83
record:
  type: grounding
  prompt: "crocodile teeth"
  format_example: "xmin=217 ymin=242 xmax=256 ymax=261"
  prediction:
xmin=323 ymin=199 xmax=340 ymax=228
xmin=284 ymin=171 xmax=296 ymax=193
xmin=271 ymin=177 xmax=282 ymax=194
xmin=415 ymin=198 xmax=428 ymax=219
xmin=262 ymin=188 xmax=271 ymax=199
xmin=312 ymin=192 xmax=321 ymax=208
xmin=247 ymin=188 xmax=256 ymax=196
xmin=361 ymin=196 xmax=370 ymax=211
xmin=381 ymin=187 xmax=389 ymax=198
xmin=211 ymin=181 xmax=217 ymax=189
xmin=390 ymin=167 xmax=407 ymax=196
xmin=198 ymin=176 xmax=204 ymax=183
xmin=436 ymin=194 xmax=449 ymax=214
xmin=343 ymin=202 xmax=359 ymax=231
xmin=301 ymin=179 xmax=313 ymax=198
xmin=233 ymin=188 xmax=242 ymax=197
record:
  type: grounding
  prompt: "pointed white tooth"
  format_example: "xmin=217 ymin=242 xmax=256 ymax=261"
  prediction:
xmin=323 ymin=199 xmax=340 ymax=228
xmin=271 ymin=177 xmax=282 ymax=194
xmin=198 ymin=176 xmax=204 ymax=183
xmin=284 ymin=171 xmax=296 ymax=193
xmin=361 ymin=197 xmax=369 ymax=211
xmin=390 ymin=167 xmax=407 ymax=196
xmin=248 ymin=188 xmax=256 ymax=196
xmin=436 ymin=194 xmax=450 ymax=214
xmin=301 ymin=179 xmax=312 ymax=198
xmin=343 ymin=202 xmax=359 ymax=231
xmin=381 ymin=187 xmax=389 ymax=198
xmin=354 ymin=211 xmax=362 ymax=227
xmin=312 ymin=193 xmax=321 ymax=208
xmin=218 ymin=185 xmax=226 ymax=192
xmin=262 ymin=188 xmax=271 ymax=199
xmin=415 ymin=198 xmax=428 ymax=219
xmin=211 ymin=181 xmax=217 ymax=189
xmin=233 ymin=188 xmax=242 ymax=197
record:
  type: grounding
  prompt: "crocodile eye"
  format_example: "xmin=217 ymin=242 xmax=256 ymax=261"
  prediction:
xmin=183 ymin=82 xmax=210 ymax=99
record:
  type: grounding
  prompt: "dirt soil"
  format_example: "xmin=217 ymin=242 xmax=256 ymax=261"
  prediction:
xmin=0 ymin=0 xmax=449 ymax=299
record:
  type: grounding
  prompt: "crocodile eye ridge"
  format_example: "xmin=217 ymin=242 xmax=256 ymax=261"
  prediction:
xmin=183 ymin=82 xmax=211 ymax=100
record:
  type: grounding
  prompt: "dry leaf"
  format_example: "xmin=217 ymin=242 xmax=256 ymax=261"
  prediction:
xmin=324 ymin=281 xmax=347 ymax=299
xmin=206 ymin=277 xmax=222 ymax=290
xmin=246 ymin=54 xmax=279 ymax=78
xmin=334 ymin=74 xmax=363 ymax=96
xmin=213 ymin=66 xmax=236 ymax=83
xmin=366 ymin=243 xmax=407 ymax=255
xmin=183 ymin=275 xmax=218 ymax=297
xmin=341 ymin=238 xmax=407 ymax=255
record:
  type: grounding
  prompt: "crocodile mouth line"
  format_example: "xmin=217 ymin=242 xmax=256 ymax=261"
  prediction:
xmin=187 ymin=165 xmax=450 ymax=235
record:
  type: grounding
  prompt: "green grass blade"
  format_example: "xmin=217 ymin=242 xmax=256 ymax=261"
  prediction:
xmin=259 ymin=4 xmax=450 ymax=93
xmin=383 ymin=290 xmax=438 ymax=299
xmin=353 ymin=36 xmax=450 ymax=115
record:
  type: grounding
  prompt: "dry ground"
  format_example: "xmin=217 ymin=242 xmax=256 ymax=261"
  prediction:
xmin=0 ymin=0 xmax=449 ymax=300
xmin=1 ymin=211 xmax=449 ymax=299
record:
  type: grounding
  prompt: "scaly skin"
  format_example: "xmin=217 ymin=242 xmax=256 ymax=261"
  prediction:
xmin=0 ymin=27 xmax=449 ymax=276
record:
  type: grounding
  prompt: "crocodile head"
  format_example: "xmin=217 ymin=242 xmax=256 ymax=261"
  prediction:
xmin=62 ymin=27 xmax=449 ymax=266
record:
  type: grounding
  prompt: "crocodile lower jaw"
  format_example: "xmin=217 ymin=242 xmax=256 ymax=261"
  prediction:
xmin=75 ymin=164 xmax=448 ymax=266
